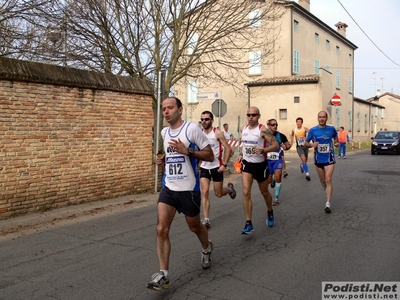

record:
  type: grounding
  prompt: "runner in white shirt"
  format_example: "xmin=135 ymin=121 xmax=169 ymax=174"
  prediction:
xmin=236 ymin=106 xmax=279 ymax=235
xmin=148 ymin=97 xmax=214 ymax=291
xmin=200 ymin=112 xmax=236 ymax=230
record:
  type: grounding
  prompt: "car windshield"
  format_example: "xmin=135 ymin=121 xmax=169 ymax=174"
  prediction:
xmin=375 ymin=132 xmax=398 ymax=139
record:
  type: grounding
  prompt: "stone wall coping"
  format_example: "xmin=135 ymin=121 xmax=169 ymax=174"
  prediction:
xmin=0 ymin=57 xmax=154 ymax=95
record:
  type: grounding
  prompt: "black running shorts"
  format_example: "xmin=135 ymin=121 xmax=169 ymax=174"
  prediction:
xmin=158 ymin=186 xmax=201 ymax=217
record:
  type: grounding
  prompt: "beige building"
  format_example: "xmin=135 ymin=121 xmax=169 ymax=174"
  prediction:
xmin=353 ymin=97 xmax=385 ymax=141
xmin=174 ymin=1 xmax=400 ymax=141
xmin=367 ymin=92 xmax=400 ymax=132
xmin=174 ymin=0 xmax=358 ymax=139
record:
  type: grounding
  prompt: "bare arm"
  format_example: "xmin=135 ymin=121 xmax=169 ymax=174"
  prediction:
xmin=333 ymin=136 xmax=339 ymax=147
xmin=290 ymin=129 xmax=295 ymax=145
xmin=282 ymin=141 xmax=291 ymax=150
xmin=253 ymin=126 xmax=279 ymax=154
xmin=168 ymin=138 xmax=214 ymax=162
xmin=216 ymin=130 xmax=232 ymax=166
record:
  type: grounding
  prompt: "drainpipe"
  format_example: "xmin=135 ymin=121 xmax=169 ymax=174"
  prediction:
xmin=247 ymin=85 xmax=250 ymax=108
xmin=351 ymin=52 xmax=355 ymax=142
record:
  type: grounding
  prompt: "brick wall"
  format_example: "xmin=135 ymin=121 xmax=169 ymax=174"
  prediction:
xmin=0 ymin=58 xmax=154 ymax=219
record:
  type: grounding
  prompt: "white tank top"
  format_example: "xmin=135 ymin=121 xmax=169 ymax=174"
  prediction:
xmin=162 ymin=121 xmax=210 ymax=191
xmin=241 ymin=124 xmax=266 ymax=163
xmin=200 ymin=128 xmax=222 ymax=169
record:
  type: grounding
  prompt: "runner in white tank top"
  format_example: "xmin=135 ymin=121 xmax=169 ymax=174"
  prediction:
xmin=236 ymin=106 xmax=279 ymax=235
xmin=199 ymin=111 xmax=236 ymax=229
xmin=148 ymin=97 xmax=215 ymax=291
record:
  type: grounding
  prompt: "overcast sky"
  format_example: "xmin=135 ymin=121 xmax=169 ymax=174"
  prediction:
xmin=308 ymin=0 xmax=400 ymax=99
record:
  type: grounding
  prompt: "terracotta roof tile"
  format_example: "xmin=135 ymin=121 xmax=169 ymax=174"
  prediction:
xmin=246 ymin=74 xmax=319 ymax=86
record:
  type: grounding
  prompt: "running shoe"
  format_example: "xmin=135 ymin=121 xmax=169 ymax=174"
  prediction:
xmin=272 ymin=198 xmax=279 ymax=206
xmin=337 ymin=156 xmax=341 ymax=159
xmin=241 ymin=223 xmax=254 ymax=235
xmin=300 ymin=164 xmax=304 ymax=174
xmin=201 ymin=240 xmax=214 ymax=269
xmin=270 ymin=175 xmax=276 ymax=188
xmin=305 ymin=175 xmax=311 ymax=181
xmin=266 ymin=210 xmax=274 ymax=227
xmin=202 ymin=218 xmax=211 ymax=230
xmin=147 ymin=271 xmax=170 ymax=291
xmin=227 ymin=183 xmax=236 ymax=200
xmin=320 ymin=183 xmax=327 ymax=190
xmin=283 ymin=171 xmax=288 ymax=178
xmin=325 ymin=202 xmax=331 ymax=214
xmin=343 ymin=156 xmax=346 ymax=159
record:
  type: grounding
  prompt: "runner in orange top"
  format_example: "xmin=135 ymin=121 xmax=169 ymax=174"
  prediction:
xmin=290 ymin=117 xmax=311 ymax=181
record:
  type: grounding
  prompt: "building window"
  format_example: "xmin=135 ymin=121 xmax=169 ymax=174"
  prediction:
xmin=336 ymin=70 xmax=341 ymax=89
xmin=336 ymin=46 xmax=340 ymax=55
xmin=375 ymin=107 xmax=378 ymax=117
xmin=249 ymin=9 xmax=261 ymax=27
xmin=357 ymin=112 xmax=361 ymax=132
xmin=364 ymin=114 xmax=368 ymax=133
xmin=326 ymin=65 xmax=331 ymax=72
xmin=326 ymin=40 xmax=330 ymax=50
xmin=348 ymin=75 xmax=353 ymax=93
xmin=249 ymin=50 xmax=261 ymax=75
xmin=294 ymin=20 xmax=299 ymax=32
xmin=315 ymin=33 xmax=319 ymax=44
xmin=348 ymin=111 xmax=352 ymax=132
xmin=279 ymin=109 xmax=287 ymax=120
xmin=371 ymin=115 xmax=374 ymax=133
xmin=381 ymin=108 xmax=385 ymax=118
xmin=187 ymin=81 xmax=198 ymax=103
xmin=294 ymin=96 xmax=300 ymax=103
xmin=315 ymin=60 xmax=320 ymax=74
xmin=349 ymin=53 xmax=352 ymax=63
xmin=187 ymin=32 xmax=199 ymax=55
xmin=335 ymin=107 xmax=340 ymax=129
xmin=293 ymin=50 xmax=300 ymax=74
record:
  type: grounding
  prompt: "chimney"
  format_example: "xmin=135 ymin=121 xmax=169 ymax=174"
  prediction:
xmin=298 ymin=0 xmax=310 ymax=11
xmin=335 ymin=22 xmax=348 ymax=37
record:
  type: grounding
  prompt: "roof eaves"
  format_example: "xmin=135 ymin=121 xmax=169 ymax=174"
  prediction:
xmin=245 ymin=75 xmax=319 ymax=87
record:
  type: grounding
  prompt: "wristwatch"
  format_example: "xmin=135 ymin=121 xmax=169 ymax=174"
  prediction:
xmin=188 ymin=148 xmax=194 ymax=156
xmin=223 ymin=164 xmax=228 ymax=168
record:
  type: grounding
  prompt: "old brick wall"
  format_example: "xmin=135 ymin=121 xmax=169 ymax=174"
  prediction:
xmin=0 ymin=58 xmax=154 ymax=219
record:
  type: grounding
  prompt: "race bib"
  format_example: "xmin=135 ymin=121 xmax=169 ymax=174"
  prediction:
xmin=165 ymin=156 xmax=189 ymax=181
xmin=297 ymin=137 xmax=305 ymax=146
xmin=243 ymin=144 xmax=257 ymax=156
xmin=318 ymin=144 xmax=330 ymax=153
xmin=267 ymin=152 xmax=279 ymax=160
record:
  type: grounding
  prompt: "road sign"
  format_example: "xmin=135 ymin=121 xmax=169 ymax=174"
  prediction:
xmin=331 ymin=93 xmax=341 ymax=106
xmin=197 ymin=91 xmax=221 ymax=100
xmin=212 ymin=99 xmax=227 ymax=117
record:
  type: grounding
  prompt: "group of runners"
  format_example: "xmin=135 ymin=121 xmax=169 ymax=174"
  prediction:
xmin=147 ymin=97 xmax=339 ymax=291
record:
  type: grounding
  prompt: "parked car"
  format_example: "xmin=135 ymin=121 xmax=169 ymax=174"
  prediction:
xmin=371 ymin=131 xmax=400 ymax=155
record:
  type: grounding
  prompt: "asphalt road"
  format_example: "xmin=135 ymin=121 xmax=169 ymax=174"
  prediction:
xmin=0 ymin=150 xmax=399 ymax=300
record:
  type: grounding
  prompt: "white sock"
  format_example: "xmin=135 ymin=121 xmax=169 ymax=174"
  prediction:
xmin=202 ymin=243 xmax=211 ymax=252
xmin=326 ymin=202 xmax=330 ymax=207
xmin=161 ymin=270 xmax=169 ymax=277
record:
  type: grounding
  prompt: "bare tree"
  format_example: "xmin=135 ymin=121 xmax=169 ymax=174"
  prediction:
xmin=0 ymin=0 xmax=50 ymax=59
xmin=3 ymin=0 xmax=284 ymax=96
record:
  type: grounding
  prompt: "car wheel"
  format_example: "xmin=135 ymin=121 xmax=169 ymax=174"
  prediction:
xmin=371 ymin=150 xmax=375 ymax=155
